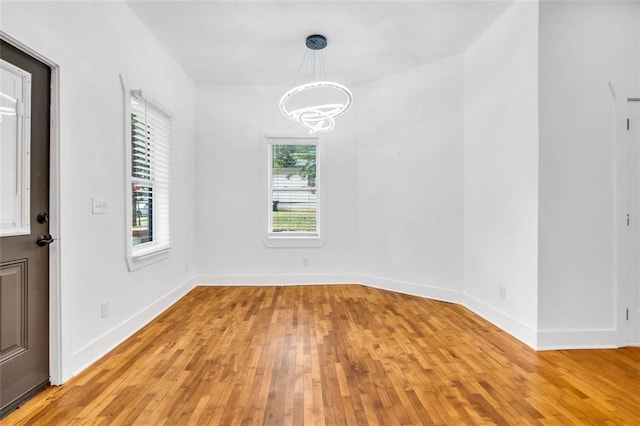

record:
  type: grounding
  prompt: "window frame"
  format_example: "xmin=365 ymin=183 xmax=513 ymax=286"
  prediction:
xmin=124 ymin=88 xmax=172 ymax=270
xmin=264 ymin=135 xmax=325 ymax=248
xmin=0 ymin=59 xmax=31 ymax=237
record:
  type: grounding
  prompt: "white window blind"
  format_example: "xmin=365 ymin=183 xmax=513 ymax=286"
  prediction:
xmin=129 ymin=91 xmax=171 ymax=257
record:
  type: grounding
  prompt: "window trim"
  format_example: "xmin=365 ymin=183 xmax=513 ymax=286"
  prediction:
xmin=122 ymin=78 xmax=172 ymax=270
xmin=263 ymin=135 xmax=325 ymax=248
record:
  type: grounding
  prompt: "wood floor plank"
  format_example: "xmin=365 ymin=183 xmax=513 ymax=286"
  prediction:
xmin=4 ymin=285 xmax=640 ymax=425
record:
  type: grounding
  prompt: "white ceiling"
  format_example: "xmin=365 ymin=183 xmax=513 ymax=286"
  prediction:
xmin=126 ymin=0 xmax=516 ymax=86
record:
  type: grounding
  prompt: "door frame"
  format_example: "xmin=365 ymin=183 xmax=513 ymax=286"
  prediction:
xmin=611 ymin=79 xmax=640 ymax=347
xmin=0 ymin=32 xmax=64 ymax=384
xmin=628 ymin=97 xmax=640 ymax=346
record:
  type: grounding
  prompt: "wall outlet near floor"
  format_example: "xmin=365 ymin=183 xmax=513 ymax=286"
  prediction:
xmin=101 ymin=300 xmax=110 ymax=318
xmin=499 ymin=286 xmax=506 ymax=299
xmin=303 ymin=257 xmax=309 ymax=267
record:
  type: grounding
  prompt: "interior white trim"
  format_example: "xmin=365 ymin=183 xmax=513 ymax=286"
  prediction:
xmin=197 ymin=274 xmax=462 ymax=305
xmin=197 ymin=273 xmax=635 ymax=350
xmin=461 ymin=293 xmax=538 ymax=349
xmin=0 ymin=31 xmax=64 ymax=385
xmin=69 ymin=276 xmax=197 ymax=381
xmin=197 ymin=274 xmax=539 ymax=347
xmin=49 ymin=63 xmax=62 ymax=386
xmin=53 ymin=269 xmax=631 ymax=382
xmin=358 ymin=274 xmax=461 ymax=305
xmin=610 ymin=79 xmax=640 ymax=348
xmin=537 ymin=329 xmax=618 ymax=350
xmin=197 ymin=273 xmax=360 ymax=286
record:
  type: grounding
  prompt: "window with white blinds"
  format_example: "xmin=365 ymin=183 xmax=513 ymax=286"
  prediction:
xmin=129 ymin=92 xmax=171 ymax=258
xmin=268 ymin=138 xmax=319 ymax=238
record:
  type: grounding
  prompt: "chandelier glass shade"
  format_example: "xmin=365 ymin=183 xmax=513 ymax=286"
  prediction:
xmin=279 ymin=35 xmax=352 ymax=134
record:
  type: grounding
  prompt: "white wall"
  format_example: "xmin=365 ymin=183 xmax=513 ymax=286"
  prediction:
xmin=195 ymin=84 xmax=359 ymax=283
xmin=356 ymin=56 xmax=464 ymax=301
xmin=194 ymin=57 xmax=465 ymax=302
xmin=538 ymin=1 xmax=640 ymax=348
xmin=463 ymin=0 xmax=539 ymax=347
xmin=5 ymin=0 xmax=636 ymax=387
xmin=2 ymin=1 xmax=197 ymax=381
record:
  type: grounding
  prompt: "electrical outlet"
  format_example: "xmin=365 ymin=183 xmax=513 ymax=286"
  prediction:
xmin=101 ymin=300 xmax=110 ymax=318
xmin=303 ymin=258 xmax=309 ymax=267
xmin=499 ymin=286 xmax=506 ymax=299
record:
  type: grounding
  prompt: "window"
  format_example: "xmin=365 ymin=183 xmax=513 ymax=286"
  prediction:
xmin=267 ymin=137 xmax=321 ymax=244
xmin=127 ymin=91 xmax=171 ymax=267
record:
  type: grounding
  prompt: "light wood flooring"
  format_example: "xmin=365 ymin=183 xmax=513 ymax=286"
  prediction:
xmin=4 ymin=285 xmax=640 ymax=425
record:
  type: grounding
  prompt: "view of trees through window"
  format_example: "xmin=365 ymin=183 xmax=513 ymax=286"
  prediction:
xmin=271 ymin=144 xmax=317 ymax=233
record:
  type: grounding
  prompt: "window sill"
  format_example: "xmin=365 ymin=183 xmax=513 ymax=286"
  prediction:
xmin=126 ymin=245 xmax=170 ymax=271
xmin=263 ymin=233 xmax=325 ymax=248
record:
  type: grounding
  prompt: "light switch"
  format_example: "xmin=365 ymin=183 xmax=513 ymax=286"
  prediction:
xmin=92 ymin=197 xmax=108 ymax=214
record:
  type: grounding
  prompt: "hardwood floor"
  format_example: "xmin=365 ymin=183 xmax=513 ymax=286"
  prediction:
xmin=4 ymin=285 xmax=640 ymax=425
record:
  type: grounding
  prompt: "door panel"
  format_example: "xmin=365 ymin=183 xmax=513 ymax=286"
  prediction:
xmin=0 ymin=40 xmax=51 ymax=418
xmin=0 ymin=260 xmax=28 ymax=362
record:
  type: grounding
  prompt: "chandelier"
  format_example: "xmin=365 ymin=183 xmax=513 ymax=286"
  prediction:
xmin=279 ymin=35 xmax=352 ymax=134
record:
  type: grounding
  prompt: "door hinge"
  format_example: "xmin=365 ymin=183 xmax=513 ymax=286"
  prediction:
xmin=627 ymin=308 xmax=629 ymax=321
xmin=627 ymin=213 xmax=630 ymax=226
xmin=627 ymin=118 xmax=630 ymax=131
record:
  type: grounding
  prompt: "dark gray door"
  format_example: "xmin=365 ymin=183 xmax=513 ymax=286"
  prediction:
xmin=0 ymin=40 xmax=51 ymax=418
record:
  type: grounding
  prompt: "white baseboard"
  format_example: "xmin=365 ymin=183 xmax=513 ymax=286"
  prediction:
xmin=197 ymin=273 xmax=462 ymax=305
xmin=461 ymin=293 xmax=538 ymax=349
xmin=197 ymin=274 xmax=625 ymax=350
xmin=356 ymin=277 xmax=623 ymax=351
xmin=356 ymin=274 xmax=462 ymax=304
xmin=536 ymin=328 xmax=618 ymax=350
xmin=353 ymin=275 xmax=537 ymax=349
xmin=196 ymin=273 xmax=360 ymax=286
xmin=196 ymin=273 xmax=536 ymax=350
xmin=69 ymin=275 xmax=197 ymax=381
xmin=72 ymin=271 xmax=622 ymax=376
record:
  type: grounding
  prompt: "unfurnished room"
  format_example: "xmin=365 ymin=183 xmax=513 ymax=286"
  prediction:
xmin=1 ymin=0 xmax=640 ymax=424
